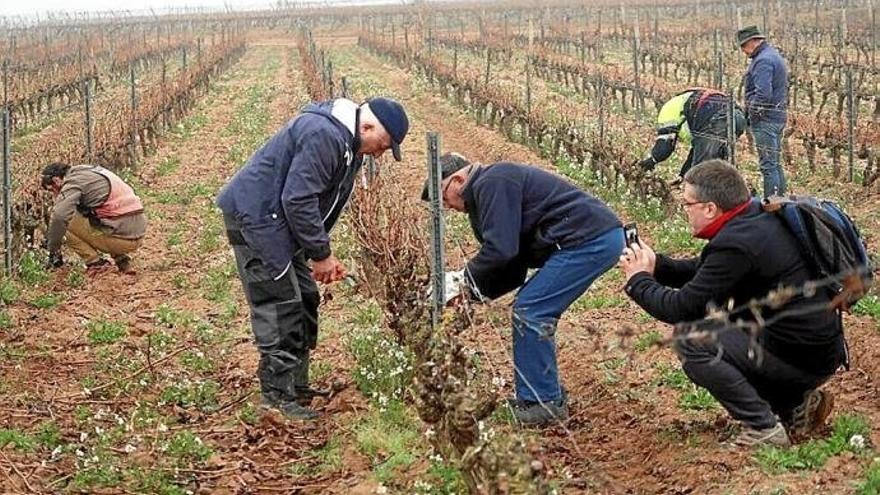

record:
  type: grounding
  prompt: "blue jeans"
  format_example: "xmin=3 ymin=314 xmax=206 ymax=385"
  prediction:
xmin=512 ymin=227 xmax=624 ymax=402
xmin=750 ymin=120 xmax=787 ymax=198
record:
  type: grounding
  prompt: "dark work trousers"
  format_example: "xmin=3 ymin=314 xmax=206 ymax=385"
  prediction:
xmin=674 ymin=327 xmax=831 ymax=429
xmin=679 ymin=107 xmax=747 ymax=177
xmin=224 ymin=214 xmax=320 ymax=400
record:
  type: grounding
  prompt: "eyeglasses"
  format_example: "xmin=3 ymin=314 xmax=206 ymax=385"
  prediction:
xmin=680 ymin=200 xmax=707 ymax=210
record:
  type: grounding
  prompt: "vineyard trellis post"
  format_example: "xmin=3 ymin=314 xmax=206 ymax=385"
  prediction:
xmin=526 ymin=19 xmax=534 ymax=122
xmin=341 ymin=76 xmax=349 ymax=98
xmin=129 ymin=64 xmax=138 ymax=165
xmin=846 ymin=66 xmax=855 ymax=182
xmin=426 ymin=132 xmax=445 ymax=330
xmin=714 ymin=28 xmax=723 ymax=88
xmin=598 ymin=74 xmax=606 ymax=143
xmin=727 ymin=84 xmax=737 ymax=168
xmin=84 ymin=78 xmax=93 ymax=163
xmin=182 ymin=46 xmax=188 ymax=72
xmin=632 ymin=14 xmax=642 ymax=114
xmin=1 ymin=60 xmax=10 ymax=275
xmin=484 ymin=47 xmax=491 ymax=87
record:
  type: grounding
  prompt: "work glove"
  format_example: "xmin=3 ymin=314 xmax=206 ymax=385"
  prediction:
xmin=47 ymin=251 xmax=64 ymax=269
xmin=638 ymin=157 xmax=657 ymax=172
xmin=427 ymin=269 xmax=467 ymax=306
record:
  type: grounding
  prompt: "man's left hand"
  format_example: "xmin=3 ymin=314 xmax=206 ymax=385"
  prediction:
xmin=619 ymin=240 xmax=656 ymax=280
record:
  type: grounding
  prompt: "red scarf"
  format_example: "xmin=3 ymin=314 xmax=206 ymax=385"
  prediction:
xmin=696 ymin=200 xmax=752 ymax=240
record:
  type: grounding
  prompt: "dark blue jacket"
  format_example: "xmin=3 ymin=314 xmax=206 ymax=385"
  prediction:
xmin=216 ymin=99 xmax=363 ymax=276
xmin=462 ymin=163 xmax=621 ymax=299
xmin=743 ymin=42 xmax=789 ymax=125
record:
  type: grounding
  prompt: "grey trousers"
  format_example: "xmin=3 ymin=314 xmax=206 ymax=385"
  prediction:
xmin=224 ymin=215 xmax=320 ymax=399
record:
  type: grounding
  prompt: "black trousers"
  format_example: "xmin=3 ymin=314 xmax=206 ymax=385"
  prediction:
xmin=674 ymin=327 xmax=831 ymax=429
xmin=679 ymin=107 xmax=747 ymax=177
xmin=224 ymin=215 xmax=320 ymax=398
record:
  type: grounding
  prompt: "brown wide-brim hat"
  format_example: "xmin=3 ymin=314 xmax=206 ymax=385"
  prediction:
xmin=736 ymin=25 xmax=766 ymax=46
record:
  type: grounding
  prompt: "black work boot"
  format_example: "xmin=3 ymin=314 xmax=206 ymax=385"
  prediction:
xmin=508 ymin=390 xmax=569 ymax=427
xmin=260 ymin=390 xmax=319 ymax=420
xmin=257 ymin=356 xmax=318 ymax=420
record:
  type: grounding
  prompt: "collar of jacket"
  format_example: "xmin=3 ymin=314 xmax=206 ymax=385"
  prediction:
xmin=749 ymin=40 xmax=768 ymax=59
xmin=460 ymin=164 xmax=485 ymax=212
xmin=696 ymin=199 xmax=752 ymax=239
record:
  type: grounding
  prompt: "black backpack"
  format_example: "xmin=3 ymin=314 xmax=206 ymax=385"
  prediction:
xmin=762 ymin=196 xmax=873 ymax=311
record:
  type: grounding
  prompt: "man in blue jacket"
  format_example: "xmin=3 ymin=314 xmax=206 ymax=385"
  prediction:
xmin=738 ymin=26 xmax=789 ymax=198
xmin=422 ymin=153 xmax=623 ymax=426
xmin=217 ymin=97 xmax=408 ymax=419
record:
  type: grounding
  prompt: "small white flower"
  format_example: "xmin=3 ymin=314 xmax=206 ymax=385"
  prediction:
xmin=124 ymin=444 xmax=137 ymax=454
xmin=375 ymin=485 xmax=388 ymax=494
xmin=850 ymin=434 xmax=866 ymax=449
xmin=79 ymin=432 xmax=88 ymax=442
xmin=158 ymin=423 xmax=168 ymax=432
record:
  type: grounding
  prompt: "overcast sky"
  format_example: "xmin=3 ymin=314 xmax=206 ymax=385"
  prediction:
xmin=0 ymin=0 xmax=325 ymax=18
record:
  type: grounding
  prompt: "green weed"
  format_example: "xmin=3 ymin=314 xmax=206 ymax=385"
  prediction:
xmin=0 ymin=428 xmax=36 ymax=451
xmin=180 ymin=350 xmax=214 ymax=373
xmin=0 ymin=278 xmax=19 ymax=303
xmin=67 ymin=267 xmax=86 ymax=288
xmin=164 ymin=430 xmax=213 ymax=463
xmin=71 ymin=464 xmax=122 ymax=490
xmin=32 ymin=293 xmax=63 ymax=309
xmin=679 ymin=387 xmax=719 ymax=411
xmin=0 ymin=310 xmax=12 ymax=329
xmin=854 ymin=295 xmax=880 ymax=320
xmin=754 ymin=414 xmax=871 ymax=473
xmin=86 ymin=319 xmax=127 ymax=345
xmin=634 ymin=330 xmax=663 ymax=351
xmin=856 ymin=459 xmax=880 ymax=495
xmin=18 ymin=250 xmax=50 ymax=286
xmin=348 ymin=326 xmax=412 ymax=403
xmin=156 ymin=156 xmax=181 ymax=176
xmin=160 ymin=380 xmax=219 ymax=411
xmin=128 ymin=468 xmax=187 ymax=495
xmin=356 ymin=400 xmax=419 ymax=483
xmin=314 ymin=435 xmax=344 ymax=474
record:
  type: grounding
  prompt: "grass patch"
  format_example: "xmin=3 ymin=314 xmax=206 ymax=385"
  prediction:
xmin=856 ymin=459 xmax=880 ymax=495
xmin=854 ymin=295 xmax=880 ymax=320
xmin=356 ymin=400 xmax=419 ymax=483
xmin=314 ymin=435 xmax=344 ymax=474
xmin=18 ymin=250 xmax=50 ymax=286
xmin=86 ymin=319 xmax=127 ymax=345
xmin=572 ymin=292 xmax=627 ymax=311
xmin=0 ymin=309 xmax=13 ymax=329
xmin=0 ymin=278 xmax=19 ymax=303
xmin=67 ymin=267 xmax=86 ymax=288
xmin=634 ymin=329 xmax=663 ymax=351
xmin=32 ymin=293 xmax=63 ymax=309
xmin=156 ymin=156 xmax=181 ymax=176
xmin=0 ymin=428 xmax=36 ymax=451
xmin=164 ymin=430 xmax=213 ymax=463
xmin=654 ymin=363 xmax=719 ymax=411
xmin=160 ymin=380 xmax=219 ymax=411
xmin=754 ymin=414 xmax=872 ymax=473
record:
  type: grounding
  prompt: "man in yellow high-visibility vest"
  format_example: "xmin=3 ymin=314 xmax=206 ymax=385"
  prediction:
xmin=638 ymin=88 xmax=746 ymax=180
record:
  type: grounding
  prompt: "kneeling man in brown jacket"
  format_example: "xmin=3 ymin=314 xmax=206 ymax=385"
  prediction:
xmin=41 ymin=163 xmax=147 ymax=274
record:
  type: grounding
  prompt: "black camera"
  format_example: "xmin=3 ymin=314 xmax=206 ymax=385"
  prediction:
xmin=624 ymin=223 xmax=640 ymax=247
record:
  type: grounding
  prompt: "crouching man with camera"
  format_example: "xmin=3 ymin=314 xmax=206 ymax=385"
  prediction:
xmin=619 ymin=159 xmax=844 ymax=447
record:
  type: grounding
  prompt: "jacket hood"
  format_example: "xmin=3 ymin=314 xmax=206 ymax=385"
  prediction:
xmin=302 ymin=98 xmax=358 ymax=137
